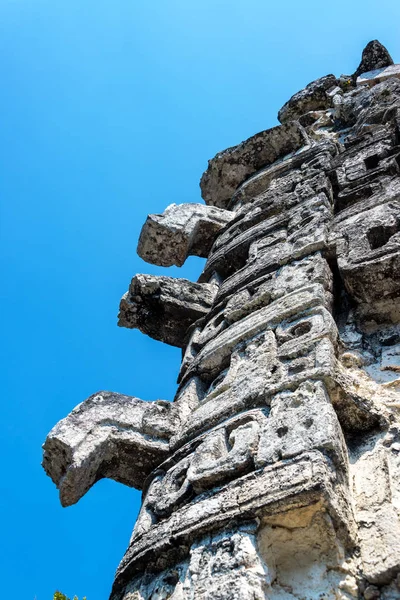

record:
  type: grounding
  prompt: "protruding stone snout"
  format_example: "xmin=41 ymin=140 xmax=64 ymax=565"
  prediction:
xmin=137 ymin=203 xmax=233 ymax=267
xmin=42 ymin=392 xmax=179 ymax=506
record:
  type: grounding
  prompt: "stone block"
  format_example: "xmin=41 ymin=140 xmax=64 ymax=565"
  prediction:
xmin=256 ymin=381 xmax=347 ymax=470
xmin=42 ymin=392 xmax=179 ymax=506
xmin=278 ymin=74 xmax=338 ymax=124
xmin=352 ymin=446 xmax=400 ymax=584
xmin=118 ymin=274 xmax=216 ymax=347
xmin=332 ymin=200 xmax=400 ymax=304
xmin=200 ymin=192 xmax=332 ymax=282
xmin=137 ymin=203 xmax=233 ymax=267
xmin=357 ymin=64 xmax=400 ymax=88
xmin=180 ymin=284 xmax=328 ymax=381
xmin=112 ymin=451 xmax=353 ymax=597
xmin=200 ymin=122 xmax=308 ymax=209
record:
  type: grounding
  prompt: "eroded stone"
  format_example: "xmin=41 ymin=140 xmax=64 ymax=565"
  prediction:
xmin=43 ymin=40 xmax=400 ymax=600
xmin=42 ymin=392 xmax=179 ymax=506
xmin=278 ymin=74 xmax=338 ymax=124
xmin=200 ymin=121 xmax=308 ymax=209
xmin=137 ymin=203 xmax=233 ymax=267
xmin=118 ymin=274 xmax=216 ymax=347
xmin=353 ymin=40 xmax=394 ymax=82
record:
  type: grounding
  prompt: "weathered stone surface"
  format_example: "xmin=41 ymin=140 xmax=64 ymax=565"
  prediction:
xmin=351 ymin=440 xmax=400 ymax=585
xmin=179 ymin=284 xmax=331 ymax=381
xmin=258 ymin=503 xmax=358 ymax=600
xmin=353 ymin=40 xmax=394 ymax=81
xmin=42 ymin=392 xmax=179 ymax=506
xmin=112 ymin=451 xmax=353 ymax=597
xmin=334 ymin=77 xmax=400 ymax=130
xmin=137 ymin=203 xmax=233 ymax=267
xmin=118 ymin=274 xmax=216 ymax=347
xmin=121 ymin=524 xmax=270 ymax=600
xmin=278 ymin=74 xmax=338 ymax=124
xmin=357 ymin=64 xmax=400 ymax=88
xmin=331 ymin=200 xmax=400 ymax=304
xmin=200 ymin=192 xmax=333 ymax=283
xmin=256 ymin=381 xmax=347 ymax=469
xmin=230 ymin=139 xmax=336 ymax=209
xmin=200 ymin=121 xmax=309 ymax=209
xmin=43 ymin=40 xmax=400 ymax=600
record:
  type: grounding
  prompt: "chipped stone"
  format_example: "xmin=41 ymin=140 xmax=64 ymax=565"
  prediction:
xmin=357 ymin=64 xmax=400 ymax=88
xmin=43 ymin=40 xmax=400 ymax=600
xmin=137 ymin=203 xmax=233 ymax=267
xmin=118 ymin=274 xmax=216 ymax=347
xmin=278 ymin=74 xmax=338 ymax=124
xmin=200 ymin=121 xmax=309 ymax=209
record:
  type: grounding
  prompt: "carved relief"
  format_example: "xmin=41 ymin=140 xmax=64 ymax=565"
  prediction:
xmin=43 ymin=41 xmax=400 ymax=600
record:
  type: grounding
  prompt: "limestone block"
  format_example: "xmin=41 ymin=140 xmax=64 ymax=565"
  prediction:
xmin=332 ymin=200 xmax=400 ymax=304
xmin=218 ymin=252 xmax=332 ymax=308
xmin=178 ymin=336 xmax=339 ymax=445
xmin=278 ymin=75 xmax=338 ymax=124
xmin=332 ymin=174 xmax=400 ymax=231
xmin=331 ymin=136 xmax=395 ymax=190
xmin=187 ymin=420 xmax=260 ymax=493
xmin=336 ymin=78 xmax=400 ymax=129
xmin=329 ymin=133 xmax=400 ymax=215
xmin=200 ymin=121 xmax=308 ymax=209
xmin=182 ymin=527 xmax=269 ymax=600
xmin=256 ymin=381 xmax=347 ymax=470
xmin=176 ymin=333 xmax=280 ymax=443
xmin=42 ymin=392 xmax=179 ymax=506
xmin=180 ymin=284 xmax=328 ymax=381
xmin=357 ymin=64 xmax=400 ymax=88
xmin=118 ymin=274 xmax=216 ymax=347
xmin=146 ymin=411 xmax=264 ymax=518
xmin=258 ymin=503 xmax=356 ymax=600
xmin=230 ymin=140 xmax=336 ymax=208
xmin=120 ymin=525 xmax=270 ymax=600
xmin=201 ymin=192 xmax=332 ymax=282
xmin=353 ymin=40 xmax=394 ymax=81
xmin=122 ymin=511 xmax=357 ymax=600
xmin=147 ymin=457 xmax=192 ymax=518
xmin=211 ymin=166 xmax=333 ymax=260
xmin=112 ymin=451 xmax=353 ymax=596
xmin=223 ymin=255 xmax=332 ymax=324
xmin=333 ymin=173 xmax=395 ymax=215
xmin=352 ymin=446 xmax=400 ymax=584
xmin=137 ymin=203 xmax=233 ymax=267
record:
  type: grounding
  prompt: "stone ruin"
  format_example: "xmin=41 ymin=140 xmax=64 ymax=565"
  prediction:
xmin=43 ymin=41 xmax=400 ymax=599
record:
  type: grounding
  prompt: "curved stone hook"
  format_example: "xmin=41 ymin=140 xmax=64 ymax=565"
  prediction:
xmin=42 ymin=392 xmax=179 ymax=506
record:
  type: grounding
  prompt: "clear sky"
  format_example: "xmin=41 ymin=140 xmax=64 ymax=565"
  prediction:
xmin=1 ymin=1 xmax=399 ymax=598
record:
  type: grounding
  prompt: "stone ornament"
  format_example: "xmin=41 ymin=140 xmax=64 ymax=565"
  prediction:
xmin=43 ymin=40 xmax=400 ymax=599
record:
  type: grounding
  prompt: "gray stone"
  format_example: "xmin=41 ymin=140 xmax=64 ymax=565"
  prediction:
xmin=118 ymin=274 xmax=216 ymax=347
xmin=43 ymin=41 xmax=400 ymax=600
xmin=137 ymin=203 xmax=233 ymax=267
xmin=353 ymin=40 xmax=394 ymax=81
xmin=278 ymin=74 xmax=338 ymax=124
xmin=200 ymin=121 xmax=309 ymax=209
xmin=42 ymin=392 xmax=180 ymax=506
xmin=112 ymin=451 xmax=353 ymax=597
xmin=357 ymin=64 xmax=400 ymax=88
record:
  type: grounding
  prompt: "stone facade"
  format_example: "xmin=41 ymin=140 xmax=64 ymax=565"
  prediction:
xmin=43 ymin=41 xmax=400 ymax=599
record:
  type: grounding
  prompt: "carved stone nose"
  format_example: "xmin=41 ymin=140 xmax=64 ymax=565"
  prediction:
xmin=43 ymin=40 xmax=400 ymax=599
xmin=42 ymin=392 xmax=177 ymax=506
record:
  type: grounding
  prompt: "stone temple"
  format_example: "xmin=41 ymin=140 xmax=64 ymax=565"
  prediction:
xmin=43 ymin=41 xmax=400 ymax=599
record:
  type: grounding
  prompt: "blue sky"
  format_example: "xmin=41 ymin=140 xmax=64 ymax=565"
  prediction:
xmin=1 ymin=1 xmax=399 ymax=598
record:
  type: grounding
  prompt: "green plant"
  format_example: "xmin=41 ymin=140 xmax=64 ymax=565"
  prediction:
xmin=53 ymin=592 xmax=86 ymax=600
